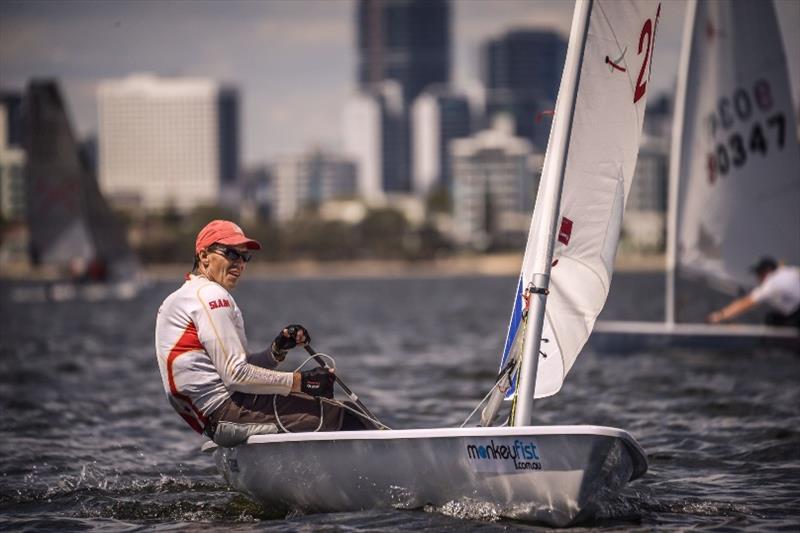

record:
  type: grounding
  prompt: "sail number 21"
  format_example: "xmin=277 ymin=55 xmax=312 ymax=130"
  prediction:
xmin=633 ymin=3 xmax=661 ymax=104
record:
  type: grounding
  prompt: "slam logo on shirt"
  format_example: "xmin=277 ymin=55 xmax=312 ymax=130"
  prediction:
xmin=465 ymin=439 xmax=543 ymax=473
xmin=208 ymin=299 xmax=231 ymax=310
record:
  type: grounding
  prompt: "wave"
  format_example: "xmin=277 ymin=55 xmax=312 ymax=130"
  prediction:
xmin=0 ymin=466 xmax=224 ymax=506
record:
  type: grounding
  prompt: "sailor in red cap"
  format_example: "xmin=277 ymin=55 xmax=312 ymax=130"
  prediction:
xmin=192 ymin=219 xmax=262 ymax=290
xmin=155 ymin=220 xmax=373 ymax=446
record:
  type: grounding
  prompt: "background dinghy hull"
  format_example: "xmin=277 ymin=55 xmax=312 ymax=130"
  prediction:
xmin=208 ymin=426 xmax=647 ymax=526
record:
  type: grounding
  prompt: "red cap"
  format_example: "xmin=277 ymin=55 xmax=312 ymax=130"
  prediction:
xmin=195 ymin=220 xmax=261 ymax=254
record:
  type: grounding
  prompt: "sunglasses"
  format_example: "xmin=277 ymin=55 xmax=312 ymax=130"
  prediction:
xmin=211 ymin=246 xmax=252 ymax=263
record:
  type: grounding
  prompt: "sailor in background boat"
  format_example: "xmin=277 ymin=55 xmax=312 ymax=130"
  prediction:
xmin=155 ymin=220 xmax=373 ymax=447
xmin=707 ymin=257 xmax=800 ymax=329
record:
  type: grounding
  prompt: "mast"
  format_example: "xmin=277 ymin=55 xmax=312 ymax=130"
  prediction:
xmin=665 ymin=0 xmax=697 ymax=325
xmin=512 ymin=0 xmax=592 ymax=427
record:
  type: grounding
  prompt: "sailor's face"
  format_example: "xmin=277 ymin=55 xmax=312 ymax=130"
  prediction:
xmin=205 ymin=245 xmax=248 ymax=290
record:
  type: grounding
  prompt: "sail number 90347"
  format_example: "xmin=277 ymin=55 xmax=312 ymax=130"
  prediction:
xmin=706 ymin=79 xmax=786 ymax=183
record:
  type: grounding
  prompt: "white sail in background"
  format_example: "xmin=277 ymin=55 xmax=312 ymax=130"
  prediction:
xmin=501 ymin=0 xmax=661 ymax=399
xmin=669 ymin=0 xmax=800 ymax=295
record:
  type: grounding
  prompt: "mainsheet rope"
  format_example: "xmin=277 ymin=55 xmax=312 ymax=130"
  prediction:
xmin=272 ymin=353 xmax=391 ymax=433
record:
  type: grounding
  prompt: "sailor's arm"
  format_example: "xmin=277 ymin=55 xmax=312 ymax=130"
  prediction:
xmin=194 ymin=285 xmax=301 ymax=394
xmin=707 ymin=295 xmax=757 ymax=323
xmin=246 ymin=347 xmax=282 ymax=369
xmin=246 ymin=325 xmax=307 ymax=368
xmin=246 ymin=349 xmax=304 ymax=392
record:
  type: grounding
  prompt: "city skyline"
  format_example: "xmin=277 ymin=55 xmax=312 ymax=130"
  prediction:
xmin=1 ymin=0 xmax=799 ymax=167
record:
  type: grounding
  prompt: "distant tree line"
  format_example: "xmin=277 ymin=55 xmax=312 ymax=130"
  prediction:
xmin=125 ymin=204 xmax=453 ymax=264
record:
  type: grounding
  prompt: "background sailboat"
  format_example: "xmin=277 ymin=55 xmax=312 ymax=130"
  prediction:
xmin=13 ymin=80 xmax=140 ymax=302
xmin=205 ymin=0 xmax=659 ymax=525
xmin=595 ymin=0 xmax=800 ymax=349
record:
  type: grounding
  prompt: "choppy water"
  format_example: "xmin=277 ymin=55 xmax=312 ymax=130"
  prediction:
xmin=1 ymin=273 xmax=799 ymax=531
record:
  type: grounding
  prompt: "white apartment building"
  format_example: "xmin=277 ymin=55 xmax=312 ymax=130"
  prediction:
xmin=0 ymin=105 xmax=26 ymax=222
xmin=623 ymin=134 xmax=669 ymax=251
xmin=343 ymin=81 xmax=406 ymax=204
xmin=271 ymin=151 xmax=357 ymax=222
xmin=343 ymin=91 xmax=382 ymax=203
xmin=98 ymin=74 xmax=234 ymax=212
xmin=411 ymin=87 xmax=471 ymax=196
xmin=451 ymin=116 xmax=542 ymax=250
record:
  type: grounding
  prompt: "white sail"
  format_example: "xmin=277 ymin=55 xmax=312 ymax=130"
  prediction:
xmin=501 ymin=0 xmax=661 ymax=401
xmin=668 ymin=0 xmax=800 ymax=297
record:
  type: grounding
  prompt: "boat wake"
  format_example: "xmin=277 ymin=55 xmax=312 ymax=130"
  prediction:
xmin=649 ymin=499 xmax=752 ymax=517
xmin=425 ymin=499 xmax=502 ymax=522
xmin=426 ymin=492 xmax=660 ymax=526
xmin=590 ymin=492 xmax=754 ymax=527
xmin=73 ymin=492 xmax=276 ymax=523
xmin=0 ymin=464 xmax=280 ymax=524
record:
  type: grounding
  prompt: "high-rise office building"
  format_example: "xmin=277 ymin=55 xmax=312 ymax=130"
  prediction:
xmin=0 ymin=92 xmax=26 ymax=222
xmin=451 ymin=116 xmax=542 ymax=250
xmin=97 ymin=74 xmax=239 ymax=211
xmin=357 ymin=0 xmax=450 ymax=104
xmin=482 ymin=30 xmax=567 ymax=150
xmin=411 ymin=86 xmax=471 ymax=195
xmin=355 ymin=0 xmax=450 ymax=198
xmin=271 ymin=150 xmax=357 ymax=222
xmin=642 ymin=93 xmax=673 ymax=138
xmin=0 ymin=91 xmax=23 ymax=148
xmin=239 ymin=166 xmax=273 ymax=223
xmin=343 ymin=81 xmax=408 ymax=202
xmin=217 ymin=87 xmax=240 ymax=187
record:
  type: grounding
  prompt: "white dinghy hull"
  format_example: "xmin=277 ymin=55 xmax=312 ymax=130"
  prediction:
xmin=206 ymin=426 xmax=647 ymax=526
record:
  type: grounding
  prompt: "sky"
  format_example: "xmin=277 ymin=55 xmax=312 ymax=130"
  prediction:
xmin=1 ymin=0 xmax=798 ymax=167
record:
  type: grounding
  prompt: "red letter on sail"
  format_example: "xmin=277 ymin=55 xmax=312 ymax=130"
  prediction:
xmin=558 ymin=217 xmax=573 ymax=245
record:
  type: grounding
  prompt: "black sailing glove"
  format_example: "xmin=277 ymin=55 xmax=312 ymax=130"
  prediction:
xmin=270 ymin=324 xmax=311 ymax=362
xmin=300 ymin=367 xmax=335 ymax=398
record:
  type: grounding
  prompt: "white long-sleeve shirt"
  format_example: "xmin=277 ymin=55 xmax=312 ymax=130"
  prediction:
xmin=154 ymin=275 xmax=293 ymax=433
xmin=750 ymin=265 xmax=800 ymax=315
